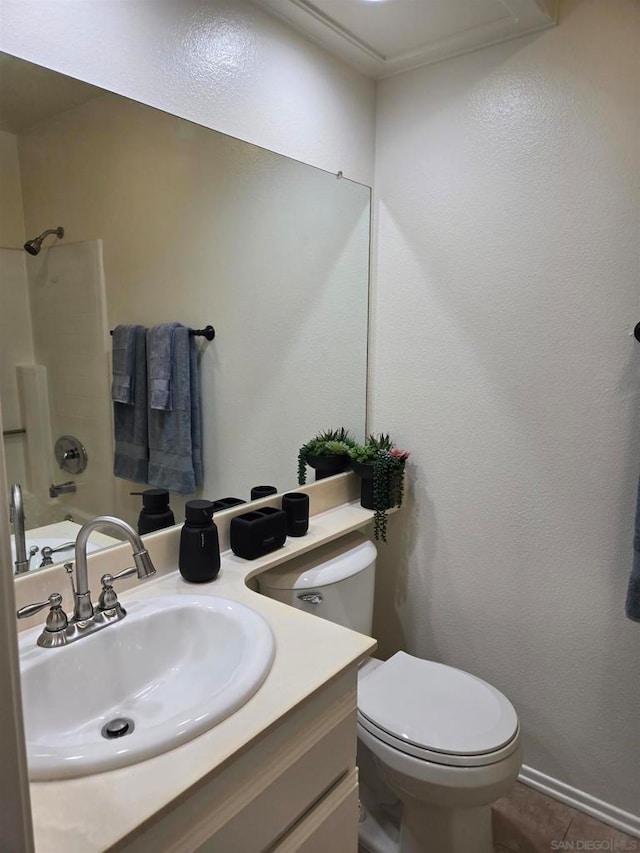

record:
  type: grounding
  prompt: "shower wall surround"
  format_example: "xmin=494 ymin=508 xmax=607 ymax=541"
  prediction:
xmin=26 ymin=240 xmax=114 ymax=523
xmin=0 ymin=248 xmax=32 ymax=484
xmin=0 ymin=240 xmax=114 ymax=528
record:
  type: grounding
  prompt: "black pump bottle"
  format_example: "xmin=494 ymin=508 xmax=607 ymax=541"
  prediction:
xmin=179 ymin=500 xmax=221 ymax=583
xmin=133 ymin=489 xmax=175 ymax=535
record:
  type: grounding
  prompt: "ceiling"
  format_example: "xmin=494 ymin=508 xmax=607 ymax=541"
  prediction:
xmin=0 ymin=54 xmax=102 ymax=134
xmin=251 ymin=0 xmax=557 ymax=79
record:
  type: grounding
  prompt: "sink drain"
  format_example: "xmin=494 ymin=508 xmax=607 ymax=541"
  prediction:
xmin=101 ymin=716 xmax=135 ymax=740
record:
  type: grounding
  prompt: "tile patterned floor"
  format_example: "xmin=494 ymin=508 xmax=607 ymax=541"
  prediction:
xmin=493 ymin=782 xmax=638 ymax=852
xmin=359 ymin=782 xmax=638 ymax=852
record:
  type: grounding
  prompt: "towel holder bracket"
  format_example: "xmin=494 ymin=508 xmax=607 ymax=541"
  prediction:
xmin=192 ymin=325 xmax=215 ymax=341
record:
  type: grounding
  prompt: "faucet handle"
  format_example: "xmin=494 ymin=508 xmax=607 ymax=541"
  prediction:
xmin=17 ymin=592 xmax=67 ymax=631
xmin=97 ymin=566 xmax=137 ymax=612
xmin=102 ymin=566 xmax=138 ymax=586
xmin=17 ymin=593 xmax=69 ymax=648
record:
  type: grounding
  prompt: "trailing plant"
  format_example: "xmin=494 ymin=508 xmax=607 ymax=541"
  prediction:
xmin=297 ymin=428 xmax=356 ymax=485
xmin=349 ymin=434 xmax=410 ymax=542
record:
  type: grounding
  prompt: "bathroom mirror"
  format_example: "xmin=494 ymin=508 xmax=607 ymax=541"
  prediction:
xmin=0 ymin=53 xmax=370 ymax=575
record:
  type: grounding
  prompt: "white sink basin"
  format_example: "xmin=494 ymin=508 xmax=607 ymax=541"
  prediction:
xmin=19 ymin=595 xmax=275 ymax=780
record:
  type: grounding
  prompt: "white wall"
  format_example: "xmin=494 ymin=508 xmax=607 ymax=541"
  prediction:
xmin=0 ymin=0 xmax=375 ymax=186
xmin=372 ymin=0 xmax=640 ymax=820
xmin=0 ymin=130 xmax=25 ymax=247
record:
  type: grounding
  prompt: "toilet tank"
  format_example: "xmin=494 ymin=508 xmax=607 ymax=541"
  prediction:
xmin=258 ymin=532 xmax=377 ymax=635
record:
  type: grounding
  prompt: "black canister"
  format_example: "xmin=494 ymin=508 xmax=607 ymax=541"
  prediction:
xmin=282 ymin=492 xmax=309 ymax=537
xmin=133 ymin=489 xmax=175 ymax=535
xmin=250 ymin=485 xmax=278 ymax=501
xmin=179 ymin=500 xmax=221 ymax=583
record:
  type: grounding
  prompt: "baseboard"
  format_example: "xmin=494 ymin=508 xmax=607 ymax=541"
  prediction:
xmin=519 ymin=765 xmax=640 ymax=839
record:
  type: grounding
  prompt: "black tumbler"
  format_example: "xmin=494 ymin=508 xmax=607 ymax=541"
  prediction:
xmin=251 ymin=485 xmax=278 ymax=501
xmin=282 ymin=492 xmax=309 ymax=537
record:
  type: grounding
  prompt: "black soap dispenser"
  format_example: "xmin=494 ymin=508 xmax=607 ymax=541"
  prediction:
xmin=133 ymin=489 xmax=175 ymax=535
xmin=179 ymin=500 xmax=221 ymax=583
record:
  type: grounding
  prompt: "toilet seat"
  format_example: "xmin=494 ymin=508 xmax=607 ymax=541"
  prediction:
xmin=357 ymin=652 xmax=520 ymax=768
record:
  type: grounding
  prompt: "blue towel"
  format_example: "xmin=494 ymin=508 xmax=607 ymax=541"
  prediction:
xmin=189 ymin=333 xmax=204 ymax=487
xmin=113 ymin=325 xmax=149 ymax=482
xmin=148 ymin=322 xmax=180 ymax=410
xmin=147 ymin=326 xmax=203 ymax=495
xmin=626 ymin=477 xmax=640 ymax=621
xmin=111 ymin=324 xmax=137 ymax=404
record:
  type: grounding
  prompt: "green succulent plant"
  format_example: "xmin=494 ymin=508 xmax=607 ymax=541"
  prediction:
xmin=349 ymin=433 xmax=409 ymax=542
xmin=297 ymin=428 xmax=356 ymax=485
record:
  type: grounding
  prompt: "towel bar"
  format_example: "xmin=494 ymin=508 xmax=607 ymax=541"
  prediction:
xmin=110 ymin=325 xmax=215 ymax=341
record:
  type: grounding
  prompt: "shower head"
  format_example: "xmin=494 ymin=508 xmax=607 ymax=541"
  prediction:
xmin=23 ymin=226 xmax=64 ymax=256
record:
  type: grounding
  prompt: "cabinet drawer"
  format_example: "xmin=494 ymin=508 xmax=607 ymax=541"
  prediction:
xmin=271 ymin=769 xmax=359 ymax=853
xmin=118 ymin=670 xmax=357 ymax=853
xmin=197 ymin=711 xmax=356 ymax=853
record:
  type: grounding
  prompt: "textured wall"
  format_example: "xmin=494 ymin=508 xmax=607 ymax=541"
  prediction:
xmin=0 ymin=0 xmax=375 ymax=185
xmin=372 ymin=0 xmax=640 ymax=818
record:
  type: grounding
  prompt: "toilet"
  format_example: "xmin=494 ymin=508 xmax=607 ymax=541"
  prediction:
xmin=259 ymin=532 xmax=522 ymax=853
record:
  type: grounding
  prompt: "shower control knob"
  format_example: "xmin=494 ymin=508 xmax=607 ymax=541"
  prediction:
xmin=54 ymin=435 xmax=87 ymax=474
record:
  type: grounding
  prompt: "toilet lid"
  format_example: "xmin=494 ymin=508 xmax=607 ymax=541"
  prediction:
xmin=358 ymin=652 xmax=518 ymax=758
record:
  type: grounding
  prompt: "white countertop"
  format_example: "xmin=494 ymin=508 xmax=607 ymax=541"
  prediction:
xmin=23 ymin=497 xmax=379 ymax=852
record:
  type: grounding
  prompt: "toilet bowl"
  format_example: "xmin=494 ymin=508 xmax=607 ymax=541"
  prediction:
xmin=258 ymin=533 xmax=522 ymax=853
xmin=356 ymin=655 xmax=522 ymax=853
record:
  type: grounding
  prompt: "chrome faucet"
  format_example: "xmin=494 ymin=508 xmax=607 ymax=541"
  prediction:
xmin=17 ymin=515 xmax=156 ymax=648
xmin=71 ymin=515 xmax=156 ymax=621
xmin=49 ymin=480 xmax=76 ymax=498
xmin=9 ymin=483 xmax=30 ymax=575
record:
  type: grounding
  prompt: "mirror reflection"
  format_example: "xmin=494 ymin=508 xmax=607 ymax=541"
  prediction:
xmin=0 ymin=54 xmax=370 ymax=575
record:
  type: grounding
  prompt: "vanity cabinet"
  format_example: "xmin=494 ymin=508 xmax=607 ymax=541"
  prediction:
xmin=118 ymin=669 xmax=359 ymax=853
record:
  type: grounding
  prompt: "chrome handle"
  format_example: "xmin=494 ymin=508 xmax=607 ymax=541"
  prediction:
xmin=98 ymin=566 xmax=137 ymax=612
xmin=48 ymin=541 xmax=75 ymax=555
xmin=17 ymin=592 xmax=68 ymax=646
xmin=297 ymin=592 xmax=323 ymax=606
xmin=101 ymin=566 xmax=137 ymax=589
xmin=39 ymin=542 xmax=74 ymax=567
xmin=17 ymin=592 xmax=63 ymax=619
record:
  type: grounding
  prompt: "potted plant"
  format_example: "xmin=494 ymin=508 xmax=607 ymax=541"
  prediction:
xmin=349 ymin=433 xmax=410 ymax=542
xmin=297 ymin=428 xmax=356 ymax=484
